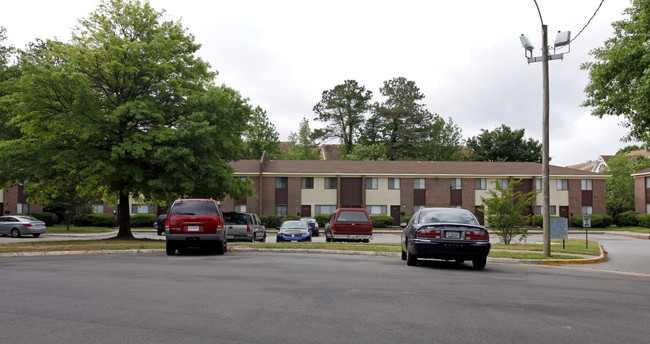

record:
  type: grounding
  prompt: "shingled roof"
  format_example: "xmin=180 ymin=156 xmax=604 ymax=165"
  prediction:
xmin=230 ymin=160 xmax=608 ymax=178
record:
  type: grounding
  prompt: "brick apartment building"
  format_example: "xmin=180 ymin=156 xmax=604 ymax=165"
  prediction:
xmin=633 ymin=167 xmax=650 ymax=213
xmin=1 ymin=183 xmax=43 ymax=215
xmin=220 ymin=157 xmax=608 ymax=225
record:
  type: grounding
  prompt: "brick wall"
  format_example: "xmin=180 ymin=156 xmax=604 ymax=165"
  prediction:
xmin=427 ymin=178 xmax=450 ymax=207
xmin=635 ymin=176 xmax=646 ymax=213
xmin=593 ymin=178 xmax=606 ymax=215
xmin=288 ymin=177 xmax=302 ymax=217
xmin=461 ymin=178 xmax=475 ymax=211
xmin=400 ymin=178 xmax=414 ymax=215
xmin=568 ymin=179 xmax=582 ymax=217
xmin=261 ymin=177 xmax=275 ymax=216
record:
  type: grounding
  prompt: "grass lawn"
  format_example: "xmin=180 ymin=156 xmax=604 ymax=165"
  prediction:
xmin=45 ymin=224 xmax=116 ymax=234
xmin=491 ymin=239 xmax=601 ymax=256
xmin=602 ymin=226 xmax=650 ymax=234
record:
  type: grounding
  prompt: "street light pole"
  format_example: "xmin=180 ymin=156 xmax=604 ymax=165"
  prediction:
xmin=541 ymin=24 xmax=551 ymax=258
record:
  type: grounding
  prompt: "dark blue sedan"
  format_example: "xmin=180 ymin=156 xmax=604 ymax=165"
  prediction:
xmin=401 ymin=208 xmax=490 ymax=269
xmin=277 ymin=220 xmax=312 ymax=242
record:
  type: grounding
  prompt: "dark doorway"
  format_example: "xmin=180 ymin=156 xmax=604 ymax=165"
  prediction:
xmin=559 ymin=206 xmax=569 ymax=219
xmin=340 ymin=178 xmax=362 ymax=208
xmin=301 ymin=205 xmax=311 ymax=217
xmin=391 ymin=206 xmax=401 ymax=226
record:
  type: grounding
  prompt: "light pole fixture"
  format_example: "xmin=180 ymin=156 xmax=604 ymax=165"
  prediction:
xmin=520 ymin=16 xmax=570 ymax=258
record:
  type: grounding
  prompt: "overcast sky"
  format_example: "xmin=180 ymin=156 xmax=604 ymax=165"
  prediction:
xmin=1 ymin=0 xmax=639 ymax=166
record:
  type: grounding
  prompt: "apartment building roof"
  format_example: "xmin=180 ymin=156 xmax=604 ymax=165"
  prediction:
xmin=231 ymin=160 xmax=609 ymax=178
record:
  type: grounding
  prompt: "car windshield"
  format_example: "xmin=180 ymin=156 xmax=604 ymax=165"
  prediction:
xmin=169 ymin=200 xmax=219 ymax=216
xmin=14 ymin=216 xmax=40 ymax=222
xmin=417 ymin=209 xmax=479 ymax=225
xmin=336 ymin=210 xmax=369 ymax=223
xmin=300 ymin=217 xmax=315 ymax=222
xmin=281 ymin=221 xmax=308 ymax=229
xmin=223 ymin=212 xmax=247 ymax=225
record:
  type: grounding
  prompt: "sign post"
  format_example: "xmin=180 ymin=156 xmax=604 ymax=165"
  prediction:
xmin=583 ymin=214 xmax=591 ymax=249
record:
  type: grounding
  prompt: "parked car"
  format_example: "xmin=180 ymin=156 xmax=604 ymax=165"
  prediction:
xmin=153 ymin=214 xmax=167 ymax=236
xmin=400 ymin=207 xmax=491 ymax=269
xmin=223 ymin=211 xmax=266 ymax=242
xmin=0 ymin=215 xmax=47 ymax=238
xmin=325 ymin=208 xmax=373 ymax=242
xmin=276 ymin=220 xmax=311 ymax=242
xmin=164 ymin=199 xmax=227 ymax=255
xmin=300 ymin=217 xmax=320 ymax=237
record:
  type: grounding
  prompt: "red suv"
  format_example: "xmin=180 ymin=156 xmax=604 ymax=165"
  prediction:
xmin=164 ymin=199 xmax=226 ymax=255
xmin=325 ymin=208 xmax=373 ymax=242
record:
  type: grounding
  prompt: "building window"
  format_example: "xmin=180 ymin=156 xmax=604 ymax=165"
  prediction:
xmin=276 ymin=177 xmax=288 ymax=189
xmin=301 ymin=177 xmax=314 ymax=189
xmin=414 ymin=178 xmax=425 ymax=190
xmin=388 ymin=178 xmax=400 ymax=190
xmin=366 ymin=205 xmax=387 ymax=215
xmin=17 ymin=203 xmax=29 ymax=214
xmin=497 ymin=178 xmax=509 ymax=189
xmin=582 ymin=206 xmax=593 ymax=215
xmin=646 ymin=177 xmax=650 ymax=188
xmin=324 ymin=177 xmax=337 ymax=189
xmin=92 ymin=203 xmax=104 ymax=213
xmin=475 ymin=178 xmax=486 ymax=190
xmin=234 ymin=204 xmax=247 ymax=212
xmin=451 ymin=178 xmax=462 ymax=190
xmin=315 ymin=205 xmax=337 ymax=214
xmin=366 ymin=178 xmax=378 ymax=190
xmin=275 ymin=205 xmax=288 ymax=217
xmin=536 ymin=179 xmax=542 ymax=190
xmin=536 ymin=205 xmax=557 ymax=215
xmin=581 ymin=179 xmax=593 ymax=191
xmin=557 ymin=179 xmax=568 ymax=190
xmin=132 ymin=204 xmax=154 ymax=214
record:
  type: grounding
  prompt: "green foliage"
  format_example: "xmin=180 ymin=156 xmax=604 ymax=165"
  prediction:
xmin=402 ymin=215 xmax=412 ymax=224
xmin=281 ymin=117 xmax=320 ymax=160
xmin=242 ymin=106 xmax=280 ymax=159
xmin=73 ymin=213 xmax=117 ymax=227
xmin=636 ymin=214 xmax=650 ymax=228
xmin=582 ymin=0 xmax=650 ymax=143
xmin=282 ymin=214 xmax=301 ymax=221
xmin=130 ymin=213 xmax=158 ymax=227
xmin=258 ymin=215 xmax=282 ymax=229
xmin=313 ymin=80 xmax=373 ymax=153
xmin=614 ymin=210 xmax=640 ymax=227
xmin=370 ymin=215 xmax=393 ymax=228
xmin=533 ymin=215 xmax=563 ymax=227
xmin=481 ymin=179 xmax=538 ymax=244
xmin=570 ymin=214 xmax=612 ymax=228
xmin=314 ymin=214 xmax=329 ymax=228
xmin=24 ymin=212 xmax=59 ymax=226
xmin=466 ymin=124 xmax=542 ymax=162
xmin=603 ymin=153 xmax=650 ymax=217
xmin=339 ymin=143 xmax=389 ymax=161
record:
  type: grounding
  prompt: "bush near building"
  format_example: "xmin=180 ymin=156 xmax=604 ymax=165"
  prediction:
xmin=73 ymin=213 xmax=117 ymax=227
xmin=23 ymin=212 xmax=59 ymax=227
xmin=370 ymin=215 xmax=393 ymax=228
xmin=130 ymin=214 xmax=158 ymax=227
xmin=570 ymin=214 xmax=613 ymax=228
xmin=614 ymin=211 xmax=639 ymax=227
xmin=635 ymin=214 xmax=650 ymax=228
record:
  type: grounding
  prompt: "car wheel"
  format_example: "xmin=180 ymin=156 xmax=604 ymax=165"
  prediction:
xmin=406 ymin=249 xmax=418 ymax=266
xmin=157 ymin=229 xmax=163 ymax=236
xmin=401 ymin=248 xmax=407 ymax=261
xmin=215 ymin=240 xmax=226 ymax=255
xmin=362 ymin=239 xmax=370 ymax=243
xmin=261 ymin=234 xmax=266 ymax=243
xmin=455 ymin=259 xmax=465 ymax=264
xmin=325 ymin=235 xmax=331 ymax=243
xmin=33 ymin=233 xmax=41 ymax=238
xmin=165 ymin=242 xmax=176 ymax=256
xmin=10 ymin=228 xmax=21 ymax=238
xmin=250 ymin=233 xmax=256 ymax=243
xmin=472 ymin=256 xmax=487 ymax=270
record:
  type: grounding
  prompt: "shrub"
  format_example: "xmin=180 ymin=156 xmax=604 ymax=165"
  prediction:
xmin=636 ymin=214 xmax=650 ymax=228
xmin=282 ymin=214 xmax=300 ymax=222
xmin=402 ymin=215 xmax=412 ymax=224
xmin=314 ymin=214 xmax=329 ymax=228
xmin=259 ymin=215 xmax=283 ymax=229
xmin=25 ymin=212 xmax=59 ymax=227
xmin=370 ymin=215 xmax=393 ymax=228
xmin=614 ymin=211 xmax=639 ymax=227
xmin=73 ymin=213 xmax=117 ymax=227
xmin=130 ymin=213 xmax=158 ymax=227
xmin=570 ymin=214 xmax=611 ymax=228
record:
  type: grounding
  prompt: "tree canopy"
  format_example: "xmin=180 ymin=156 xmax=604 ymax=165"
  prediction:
xmin=0 ymin=0 xmax=253 ymax=237
xmin=603 ymin=152 xmax=650 ymax=217
xmin=582 ymin=0 xmax=650 ymax=143
xmin=242 ymin=106 xmax=280 ymax=159
xmin=466 ymin=124 xmax=542 ymax=162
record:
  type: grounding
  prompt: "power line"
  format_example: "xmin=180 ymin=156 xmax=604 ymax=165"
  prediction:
xmin=570 ymin=0 xmax=606 ymax=43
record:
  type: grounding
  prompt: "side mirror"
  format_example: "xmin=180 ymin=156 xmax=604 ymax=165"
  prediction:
xmin=399 ymin=222 xmax=407 ymax=228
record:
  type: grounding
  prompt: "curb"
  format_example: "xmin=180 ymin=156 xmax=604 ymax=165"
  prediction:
xmin=540 ymin=243 xmax=608 ymax=265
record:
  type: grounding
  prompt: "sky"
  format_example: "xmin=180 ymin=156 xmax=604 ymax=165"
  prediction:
xmin=1 ymin=0 xmax=639 ymax=166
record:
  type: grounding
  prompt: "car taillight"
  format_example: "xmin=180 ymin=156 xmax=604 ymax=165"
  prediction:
xmin=465 ymin=230 xmax=489 ymax=241
xmin=216 ymin=216 xmax=223 ymax=229
xmin=331 ymin=225 xmax=336 ymax=233
xmin=417 ymin=228 xmax=441 ymax=239
xmin=165 ymin=216 xmax=170 ymax=230
xmin=247 ymin=224 xmax=250 ymax=233
xmin=23 ymin=223 xmax=32 ymax=227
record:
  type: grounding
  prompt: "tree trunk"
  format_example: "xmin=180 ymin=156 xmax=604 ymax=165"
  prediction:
xmin=116 ymin=191 xmax=134 ymax=239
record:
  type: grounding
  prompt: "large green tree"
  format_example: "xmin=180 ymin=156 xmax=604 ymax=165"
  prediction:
xmin=0 ymin=0 xmax=253 ymax=238
xmin=603 ymin=151 xmax=650 ymax=217
xmin=282 ymin=117 xmax=320 ymax=160
xmin=582 ymin=0 xmax=650 ymax=143
xmin=0 ymin=26 xmax=21 ymax=141
xmin=312 ymin=79 xmax=373 ymax=153
xmin=466 ymin=124 xmax=542 ymax=162
xmin=242 ymin=106 xmax=280 ymax=159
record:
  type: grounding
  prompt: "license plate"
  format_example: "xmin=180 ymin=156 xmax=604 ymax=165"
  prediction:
xmin=349 ymin=235 xmax=357 ymax=239
xmin=227 ymin=235 xmax=235 ymax=239
xmin=445 ymin=231 xmax=460 ymax=239
xmin=188 ymin=225 xmax=200 ymax=232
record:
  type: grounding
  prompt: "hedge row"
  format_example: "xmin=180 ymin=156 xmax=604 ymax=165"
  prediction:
xmin=570 ymin=214 xmax=613 ymax=228
xmin=20 ymin=212 xmax=58 ymax=227
xmin=73 ymin=213 xmax=117 ymax=227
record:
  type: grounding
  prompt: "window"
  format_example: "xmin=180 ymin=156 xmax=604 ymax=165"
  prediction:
xmin=581 ymin=179 xmax=593 ymax=191
xmin=234 ymin=204 xmax=247 ymax=212
xmin=536 ymin=179 xmax=542 ymax=190
xmin=366 ymin=178 xmax=378 ymax=190
xmin=451 ymin=178 xmax=462 ymax=190
xmin=324 ymin=177 xmax=337 ymax=189
xmin=388 ymin=178 xmax=400 ymax=190
xmin=582 ymin=206 xmax=593 ymax=215
xmin=276 ymin=177 xmax=288 ymax=189
xmin=414 ymin=178 xmax=425 ymax=190
xmin=497 ymin=178 xmax=509 ymax=189
xmin=475 ymin=178 xmax=486 ymax=190
xmin=17 ymin=203 xmax=29 ymax=214
xmin=366 ymin=205 xmax=387 ymax=215
xmin=557 ymin=179 xmax=568 ymax=190
xmin=646 ymin=177 xmax=650 ymax=188
xmin=536 ymin=205 xmax=557 ymax=215
xmin=301 ymin=177 xmax=314 ymax=189
xmin=132 ymin=204 xmax=154 ymax=214
xmin=315 ymin=205 xmax=337 ymax=214
xmin=92 ymin=203 xmax=104 ymax=213
xmin=275 ymin=205 xmax=288 ymax=217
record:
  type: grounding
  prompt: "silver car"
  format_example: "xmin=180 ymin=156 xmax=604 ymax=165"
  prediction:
xmin=0 ymin=215 xmax=47 ymax=238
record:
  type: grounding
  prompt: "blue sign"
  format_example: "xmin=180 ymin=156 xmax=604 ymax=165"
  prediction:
xmin=550 ymin=217 xmax=568 ymax=240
